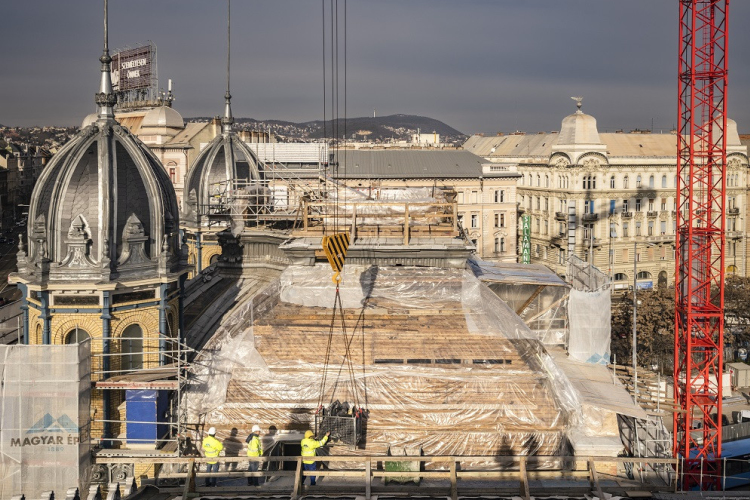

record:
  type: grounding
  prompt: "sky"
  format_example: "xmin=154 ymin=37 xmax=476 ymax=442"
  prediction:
xmin=2 ymin=0 xmax=749 ymax=135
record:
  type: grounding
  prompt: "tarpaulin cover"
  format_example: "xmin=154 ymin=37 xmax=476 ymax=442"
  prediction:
xmin=185 ymin=265 xmax=581 ymax=467
xmin=0 ymin=342 xmax=91 ymax=499
xmin=568 ymin=288 xmax=612 ymax=365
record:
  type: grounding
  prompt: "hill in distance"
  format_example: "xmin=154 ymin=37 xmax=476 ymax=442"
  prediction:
xmin=189 ymin=114 xmax=466 ymax=143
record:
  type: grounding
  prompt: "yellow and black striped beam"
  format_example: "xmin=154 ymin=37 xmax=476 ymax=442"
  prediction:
xmin=322 ymin=232 xmax=350 ymax=275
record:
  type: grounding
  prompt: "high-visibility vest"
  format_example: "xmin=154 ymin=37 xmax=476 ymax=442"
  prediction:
xmin=247 ymin=434 xmax=263 ymax=457
xmin=301 ymin=435 xmax=329 ymax=465
xmin=202 ymin=435 xmax=223 ymax=464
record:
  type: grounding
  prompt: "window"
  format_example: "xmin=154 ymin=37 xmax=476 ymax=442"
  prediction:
xmin=636 ymin=251 xmax=642 ymax=262
xmin=610 ymin=176 xmax=616 ymax=189
xmin=535 ymin=244 xmax=540 ymax=256
xmin=614 ymin=273 xmax=628 ymax=281
xmin=559 ymin=248 xmax=565 ymax=264
xmin=660 ymin=220 xmax=667 ymax=235
xmin=535 ymin=218 xmax=540 ymax=233
xmin=637 ymin=271 xmax=652 ymax=280
xmin=545 ymin=175 xmax=549 ymax=187
xmin=649 ymin=175 xmax=654 ymax=188
xmin=729 ymin=196 xmax=736 ymax=209
xmin=610 ymin=222 xmax=617 ymax=237
xmin=65 ymin=328 xmax=90 ymax=345
xmin=636 ymin=221 xmax=642 ymax=236
xmin=623 ymin=199 xmax=629 ymax=212
xmin=636 ymin=175 xmax=642 ymax=188
xmin=661 ymin=198 xmax=667 ymax=211
xmin=610 ymin=200 xmax=616 ymax=215
xmin=537 ymin=175 xmax=541 ymax=187
xmin=662 ymin=175 xmax=667 ymax=188
xmin=622 ymin=248 xmax=629 ymax=261
xmin=559 ymin=222 xmax=565 ymax=235
xmin=458 ymin=192 xmax=465 ymax=204
xmin=648 ymin=220 xmax=654 ymax=236
xmin=543 ymin=220 xmax=548 ymax=235
xmin=584 ymin=200 xmax=594 ymax=214
xmin=544 ymin=197 xmax=549 ymax=210
xmin=470 ymin=191 xmax=478 ymax=203
xmin=674 ymin=175 xmax=678 ymax=187
xmin=583 ymin=175 xmax=597 ymax=189
xmin=560 ymin=199 xmax=567 ymax=212
xmin=624 ymin=175 xmax=630 ymax=189
xmin=635 ymin=199 xmax=642 ymax=211
xmin=495 ymin=237 xmax=500 ymax=253
xmin=501 ymin=238 xmax=506 ymax=252
xmin=623 ymin=222 xmax=629 ymax=237
xmin=169 ymin=168 xmax=177 ymax=183
xmin=495 ymin=190 xmax=505 ymax=203
xmin=536 ymin=197 xmax=541 ymax=209
xmin=495 ymin=213 xmax=505 ymax=228
xmin=471 ymin=214 xmax=478 ymax=228
xmin=121 ymin=324 xmax=144 ymax=372
xmin=648 ymin=199 xmax=654 ymax=211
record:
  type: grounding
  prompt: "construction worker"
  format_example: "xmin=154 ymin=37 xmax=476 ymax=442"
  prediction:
xmin=301 ymin=430 xmax=330 ymax=486
xmin=202 ymin=427 xmax=223 ymax=487
xmin=246 ymin=424 xmax=263 ymax=487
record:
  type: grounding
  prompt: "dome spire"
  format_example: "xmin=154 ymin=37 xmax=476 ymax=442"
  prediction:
xmin=95 ymin=0 xmax=117 ymax=121
xmin=222 ymin=0 xmax=234 ymax=134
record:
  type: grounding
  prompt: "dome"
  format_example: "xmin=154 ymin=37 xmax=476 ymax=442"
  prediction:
xmin=558 ymin=109 xmax=601 ymax=145
xmin=21 ymin=116 xmax=184 ymax=282
xmin=141 ymin=105 xmax=184 ymax=129
xmin=82 ymin=112 xmax=98 ymax=129
xmin=183 ymin=131 xmax=263 ymax=218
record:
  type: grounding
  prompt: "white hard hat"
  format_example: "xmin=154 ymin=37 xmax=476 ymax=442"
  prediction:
xmin=208 ymin=427 xmax=216 ymax=436
xmin=252 ymin=425 xmax=261 ymax=433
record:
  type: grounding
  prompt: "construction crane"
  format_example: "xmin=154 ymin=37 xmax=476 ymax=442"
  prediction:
xmin=674 ymin=0 xmax=729 ymax=490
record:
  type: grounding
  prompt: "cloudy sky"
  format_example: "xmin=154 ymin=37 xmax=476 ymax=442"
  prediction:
xmin=2 ymin=1 xmax=749 ymax=135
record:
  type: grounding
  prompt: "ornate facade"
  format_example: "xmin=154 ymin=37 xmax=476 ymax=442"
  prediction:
xmin=464 ymin=103 xmax=749 ymax=288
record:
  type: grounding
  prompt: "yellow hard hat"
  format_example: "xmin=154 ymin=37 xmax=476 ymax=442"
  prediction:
xmin=305 ymin=430 xmax=314 ymax=439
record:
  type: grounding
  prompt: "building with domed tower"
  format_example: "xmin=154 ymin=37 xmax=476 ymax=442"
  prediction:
xmin=464 ymin=99 xmax=749 ymax=288
xmin=8 ymin=2 xmax=190 ymax=443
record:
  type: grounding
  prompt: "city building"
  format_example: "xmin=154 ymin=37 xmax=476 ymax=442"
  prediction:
xmin=464 ymin=101 xmax=749 ymax=287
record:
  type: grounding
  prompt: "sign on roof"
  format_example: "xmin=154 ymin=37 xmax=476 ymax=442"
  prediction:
xmin=112 ymin=44 xmax=154 ymax=92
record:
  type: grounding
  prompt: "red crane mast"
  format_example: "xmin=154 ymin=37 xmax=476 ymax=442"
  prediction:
xmin=674 ymin=0 xmax=729 ymax=489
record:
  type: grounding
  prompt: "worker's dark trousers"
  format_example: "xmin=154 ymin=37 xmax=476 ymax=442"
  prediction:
xmin=205 ymin=462 xmax=219 ymax=486
xmin=303 ymin=462 xmax=318 ymax=485
xmin=247 ymin=460 xmax=260 ymax=486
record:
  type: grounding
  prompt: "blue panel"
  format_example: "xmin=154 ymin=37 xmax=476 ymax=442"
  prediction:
xmin=126 ymin=389 xmax=169 ymax=445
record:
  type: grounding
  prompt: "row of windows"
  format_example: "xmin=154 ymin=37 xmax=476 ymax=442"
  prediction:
xmin=457 ymin=190 xmax=507 ymax=204
xmin=460 ymin=212 xmax=507 ymax=229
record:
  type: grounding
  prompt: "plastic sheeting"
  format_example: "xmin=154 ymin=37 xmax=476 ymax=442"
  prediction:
xmin=0 ymin=343 xmax=91 ymax=499
xmin=186 ymin=265 xmax=582 ymax=466
xmin=568 ymin=288 xmax=612 ymax=365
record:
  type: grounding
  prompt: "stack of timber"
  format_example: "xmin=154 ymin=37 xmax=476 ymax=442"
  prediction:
xmin=207 ymin=267 xmax=571 ymax=466
xmin=610 ymin=364 xmax=679 ymax=414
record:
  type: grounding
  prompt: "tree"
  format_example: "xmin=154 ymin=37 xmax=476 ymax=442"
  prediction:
xmin=611 ymin=287 xmax=675 ymax=374
xmin=719 ymin=275 xmax=750 ymax=353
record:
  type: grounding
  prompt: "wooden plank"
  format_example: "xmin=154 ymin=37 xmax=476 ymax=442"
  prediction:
xmin=519 ymin=455 xmax=530 ymax=500
xmin=291 ymin=457 xmax=303 ymax=500
xmin=516 ymin=285 xmax=546 ymax=316
xmin=588 ymin=458 xmax=605 ymax=500
xmin=182 ymin=459 xmax=195 ymax=498
xmin=365 ymin=459 xmax=372 ymax=500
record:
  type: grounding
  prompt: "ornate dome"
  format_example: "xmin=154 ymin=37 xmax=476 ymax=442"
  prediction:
xmin=82 ymin=112 xmax=98 ymax=129
xmin=141 ymin=105 xmax=184 ymax=129
xmin=20 ymin=35 xmax=185 ymax=283
xmin=558 ymin=109 xmax=601 ymax=145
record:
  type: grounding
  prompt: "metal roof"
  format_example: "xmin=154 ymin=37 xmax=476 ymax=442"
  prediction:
xmin=330 ymin=149 xmax=495 ymax=179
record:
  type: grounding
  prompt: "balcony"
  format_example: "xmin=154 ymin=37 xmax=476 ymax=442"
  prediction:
xmin=621 ymin=212 xmax=633 ymax=219
xmin=647 ymin=211 xmax=658 ymax=218
xmin=518 ymin=206 xmax=526 ymax=214
xmin=728 ymin=207 xmax=740 ymax=216
xmin=555 ymin=211 xmax=567 ymax=221
xmin=551 ymin=235 xmax=566 ymax=247
xmin=581 ymin=213 xmax=599 ymax=222
xmin=583 ymin=237 xmax=602 ymax=248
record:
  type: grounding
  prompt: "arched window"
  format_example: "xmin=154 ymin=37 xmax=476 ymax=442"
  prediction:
xmin=614 ymin=273 xmax=628 ymax=281
xmin=65 ymin=328 xmax=90 ymax=344
xmin=649 ymin=175 xmax=654 ymax=188
xmin=624 ymin=175 xmax=629 ymax=189
xmin=536 ymin=174 xmax=541 ymax=187
xmin=610 ymin=176 xmax=615 ymax=189
xmin=636 ymin=175 xmax=642 ymax=188
xmin=661 ymin=175 xmax=667 ymax=188
xmin=121 ymin=324 xmax=143 ymax=372
xmin=545 ymin=175 xmax=549 ymax=187
xmin=636 ymin=271 xmax=652 ymax=280
xmin=658 ymin=271 xmax=668 ymax=288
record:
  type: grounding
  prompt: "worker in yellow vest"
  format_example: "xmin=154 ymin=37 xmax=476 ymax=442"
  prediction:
xmin=301 ymin=430 xmax=330 ymax=486
xmin=202 ymin=427 xmax=223 ymax=487
xmin=246 ymin=424 xmax=263 ymax=487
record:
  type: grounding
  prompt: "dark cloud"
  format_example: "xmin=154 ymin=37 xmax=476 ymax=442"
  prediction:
xmin=1 ymin=1 xmax=748 ymax=134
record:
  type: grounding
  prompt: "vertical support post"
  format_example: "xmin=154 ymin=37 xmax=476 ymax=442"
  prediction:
xmin=404 ymin=204 xmax=410 ymax=245
xmin=303 ymin=201 xmax=309 ymax=232
xmin=17 ymin=283 xmax=28 ymax=344
xmin=40 ymin=290 xmax=50 ymax=344
xmin=291 ymin=456 xmax=303 ymax=500
xmin=182 ymin=459 xmax=196 ymax=497
xmin=449 ymin=458 xmax=457 ymax=500
xmin=158 ymin=283 xmax=168 ymax=366
xmin=519 ymin=456 xmax=530 ymax=500
xmin=178 ymin=274 xmax=186 ymax=346
xmin=453 ymin=202 xmax=458 ymax=233
xmin=365 ymin=458 xmax=371 ymax=500
xmin=101 ymin=290 xmax=112 ymax=446
xmin=351 ymin=204 xmax=357 ymax=241
xmin=196 ymin=232 xmax=203 ymax=273
xmin=633 ymin=240 xmax=638 ymax=398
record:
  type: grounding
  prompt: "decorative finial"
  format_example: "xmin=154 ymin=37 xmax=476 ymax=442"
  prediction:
xmin=95 ymin=0 xmax=117 ymax=120
xmin=222 ymin=0 xmax=234 ymax=134
xmin=571 ymin=96 xmax=583 ymax=113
